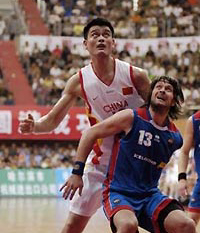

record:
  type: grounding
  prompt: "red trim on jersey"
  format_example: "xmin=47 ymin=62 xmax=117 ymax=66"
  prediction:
xmin=152 ymin=198 xmax=173 ymax=233
xmin=137 ymin=108 xmax=179 ymax=132
xmin=103 ymin=178 xmax=113 ymax=217
xmin=88 ymin=115 xmax=98 ymax=126
xmin=188 ymin=207 xmax=200 ymax=213
xmin=79 ymin=70 xmax=91 ymax=114
xmin=137 ymin=107 xmax=149 ymax=121
xmin=103 ymin=137 xmax=120 ymax=216
xmin=194 ymin=110 xmax=200 ymax=120
xmin=105 ymin=205 xmax=133 ymax=220
xmin=107 ymin=136 xmax=120 ymax=181
xmin=79 ymin=70 xmax=103 ymax=164
xmin=168 ymin=121 xmax=179 ymax=132
xmin=91 ymin=142 xmax=103 ymax=165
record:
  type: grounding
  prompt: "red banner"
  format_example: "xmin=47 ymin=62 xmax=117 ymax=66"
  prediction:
xmin=0 ymin=106 xmax=89 ymax=140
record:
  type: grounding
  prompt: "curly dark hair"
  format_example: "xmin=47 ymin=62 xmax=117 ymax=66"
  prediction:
xmin=146 ymin=76 xmax=184 ymax=120
xmin=83 ymin=18 xmax=114 ymax=39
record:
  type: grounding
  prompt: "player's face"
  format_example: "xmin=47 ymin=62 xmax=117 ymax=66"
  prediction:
xmin=151 ymin=81 xmax=175 ymax=108
xmin=83 ymin=26 xmax=115 ymax=57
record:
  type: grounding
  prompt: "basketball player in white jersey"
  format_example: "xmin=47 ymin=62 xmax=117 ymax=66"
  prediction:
xmin=19 ymin=18 xmax=150 ymax=233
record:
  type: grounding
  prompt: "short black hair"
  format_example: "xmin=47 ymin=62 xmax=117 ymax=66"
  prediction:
xmin=83 ymin=18 xmax=114 ymax=39
xmin=147 ymin=76 xmax=184 ymax=120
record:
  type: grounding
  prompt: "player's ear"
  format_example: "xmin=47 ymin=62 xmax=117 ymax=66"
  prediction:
xmin=112 ymin=39 xmax=116 ymax=50
xmin=83 ymin=40 xmax=88 ymax=50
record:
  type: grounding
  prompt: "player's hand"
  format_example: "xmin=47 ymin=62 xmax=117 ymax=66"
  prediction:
xmin=60 ymin=174 xmax=83 ymax=200
xmin=19 ymin=114 xmax=34 ymax=134
xmin=178 ymin=179 xmax=188 ymax=197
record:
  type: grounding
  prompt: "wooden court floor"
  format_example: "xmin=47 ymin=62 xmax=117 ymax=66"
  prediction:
xmin=0 ymin=197 xmax=199 ymax=233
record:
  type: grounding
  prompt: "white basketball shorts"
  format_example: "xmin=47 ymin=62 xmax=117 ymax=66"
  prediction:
xmin=69 ymin=164 xmax=107 ymax=217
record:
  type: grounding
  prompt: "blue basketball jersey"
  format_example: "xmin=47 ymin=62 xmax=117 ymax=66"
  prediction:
xmin=104 ymin=107 xmax=183 ymax=195
xmin=192 ymin=111 xmax=200 ymax=178
xmin=188 ymin=112 xmax=200 ymax=211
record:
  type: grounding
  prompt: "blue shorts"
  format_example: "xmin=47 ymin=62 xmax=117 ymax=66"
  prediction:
xmin=188 ymin=181 xmax=200 ymax=213
xmin=103 ymin=189 xmax=176 ymax=233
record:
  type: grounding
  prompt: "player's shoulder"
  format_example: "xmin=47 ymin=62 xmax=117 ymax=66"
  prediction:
xmin=135 ymin=107 xmax=149 ymax=121
xmin=132 ymin=65 xmax=148 ymax=77
xmin=67 ymin=72 xmax=80 ymax=84
xmin=116 ymin=59 xmax=146 ymax=75
xmin=63 ymin=72 xmax=81 ymax=95
xmin=193 ymin=110 xmax=200 ymax=120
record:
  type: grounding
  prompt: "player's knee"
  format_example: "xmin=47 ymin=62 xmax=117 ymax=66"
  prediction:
xmin=173 ymin=218 xmax=196 ymax=233
xmin=117 ymin=221 xmax=138 ymax=233
xmin=62 ymin=212 xmax=90 ymax=233
xmin=180 ymin=218 xmax=196 ymax=233
xmin=61 ymin=221 xmax=76 ymax=233
xmin=61 ymin=218 xmax=81 ymax=233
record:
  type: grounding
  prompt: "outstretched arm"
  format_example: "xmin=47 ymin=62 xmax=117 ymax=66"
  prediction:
xmin=19 ymin=73 xmax=82 ymax=133
xmin=178 ymin=116 xmax=194 ymax=197
xmin=76 ymin=108 xmax=133 ymax=163
xmin=60 ymin=108 xmax=134 ymax=200
xmin=131 ymin=66 xmax=150 ymax=102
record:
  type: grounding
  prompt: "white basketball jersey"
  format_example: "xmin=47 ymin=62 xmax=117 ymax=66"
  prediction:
xmin=80 ymin=58 xmax=144 ymax=165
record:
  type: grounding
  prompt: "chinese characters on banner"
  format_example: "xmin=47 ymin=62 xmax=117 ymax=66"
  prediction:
xmin=0 ymin=106 xmax=89 ymax=140
xmin=0 ymin=110 xmax=12 ymax=134
xmin=0 ymin=169 xmax=71 ymax=196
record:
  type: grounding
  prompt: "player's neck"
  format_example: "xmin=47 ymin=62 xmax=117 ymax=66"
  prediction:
xmin=91 ymin=56 xmax=115 ymax=84
xmin=149 ymin=107 xmax=168 ymax=127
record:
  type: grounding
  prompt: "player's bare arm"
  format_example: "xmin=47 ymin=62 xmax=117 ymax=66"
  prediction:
xmin=76 ymin=108 xmax=134 ymax=163
xmin=178 ymin=116 xmax=194 ymax=173
xmin=60 ymin=109 xmax=134 ymax=200
xmin=178 ymin=116 xmax=194 ymax=197
xmin=19 ymin=73 xmax=82 ymax=134
xmin=132 ymin=66 xmax=150 ymax=102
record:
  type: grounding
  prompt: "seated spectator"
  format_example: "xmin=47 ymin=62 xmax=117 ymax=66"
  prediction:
xmin=32 ymin=42 xmax=41 ymax=56
xmin=4 ymin=92 xmax=15 ymax=105
xmin=150 ymin=59 xmax=165 ymax=77
xmin=53 ymin=2 xmax=65 ymax=17
xmin=145 ymin=45 xmax=156 ymax=61
xmin=96 ymin=0 xmax=107 ymax=13
xmin=22 ymin=41 xmax=32 ymax=56
xmin=52 ymin=44 xmax=62 ymax=58
xmin=62 ymin=18 xmax=73 ymax=36
xmin=50 ymin=62 xmax=63 ymax=77
xmin=42 ymin=44 xmax=51 ymax=60
xmin=0 ymin=79 xmax=14 ymax=105
xmin=166 ymin=64 xmax=178 ymax=78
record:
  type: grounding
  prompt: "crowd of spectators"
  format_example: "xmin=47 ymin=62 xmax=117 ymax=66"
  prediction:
xmin=20 ymin=38 xmax=200 ymax=115
xmin=0 ymin=141 xmax=77 ymax=169
xmin=0 ymin=11 xmax=23 ymax=106
xmin=0 ymin=0 xmax=200 ymax=111
xmin=20 ymin=40 xmax=84 ymax=106
xmin=0 ymin=68 xmax=15 ymax=105
xmin=39 ymin=0 xmax=200 ymax=38
xmin=0 ymin=13 xmax=23 ymax=41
